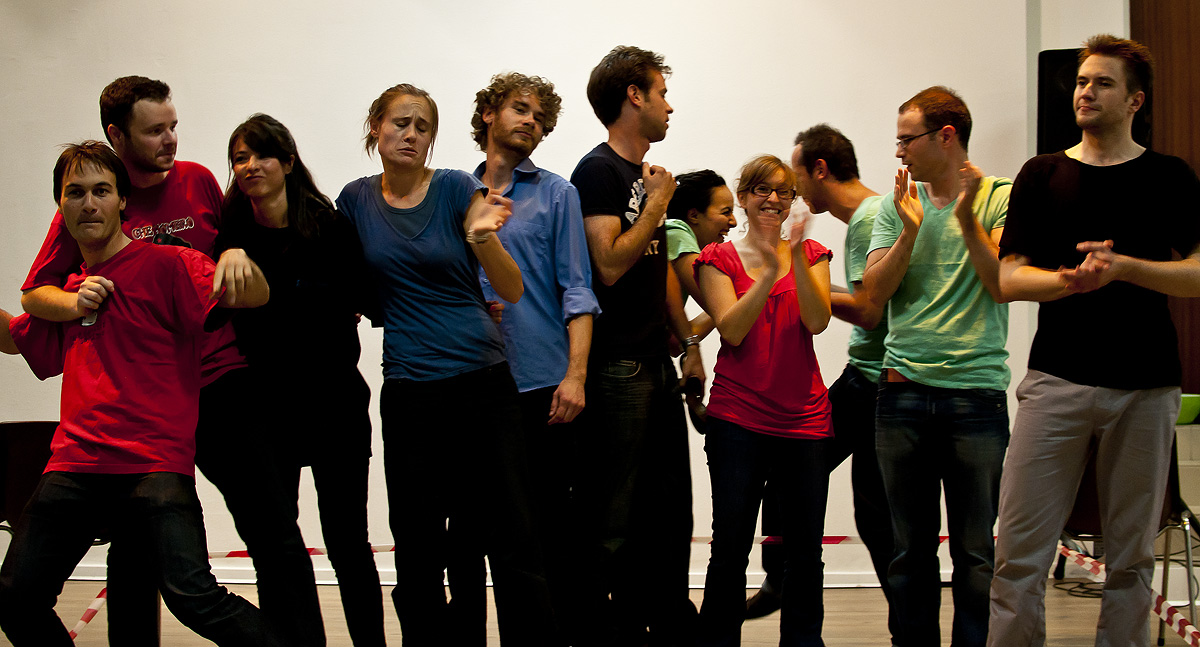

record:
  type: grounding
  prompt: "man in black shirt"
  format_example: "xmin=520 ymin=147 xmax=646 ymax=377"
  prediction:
xmin=989 ymin=34 xmax=1200 ymax=647
xmin=570 ymin=45 xmax=704 ymax=646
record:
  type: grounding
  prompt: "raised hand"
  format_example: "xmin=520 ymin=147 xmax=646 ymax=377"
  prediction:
xmin=642 ymin=163 xmax=676 ymax=218
xmin=787 ymin=212 xmax=810 ymax=256
xmin=954 ymin=161 xmax=983 ymax=223
xmin=894 ymin=167 xmax=923 ymax=231
xmin=466 ymin=192 xmax=513 ymax=243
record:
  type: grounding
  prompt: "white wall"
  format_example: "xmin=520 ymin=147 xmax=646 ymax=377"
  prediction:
xmin=0 ymin=0 xmax=1125 ymax=587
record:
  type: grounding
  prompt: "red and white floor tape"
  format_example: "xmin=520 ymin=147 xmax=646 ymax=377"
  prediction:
xmin=67 ymin=587 xmax=106 ymax=640
xmin=1058 ymin=544 xmax=1200 ymax=646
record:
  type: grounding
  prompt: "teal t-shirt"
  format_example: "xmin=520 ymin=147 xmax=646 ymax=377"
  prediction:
xmin=868 ymin=177 xmax=1012 ymax=390
xmin=845 ymin=195 xmax=888 ymax=384
xmin=666 ymin=219 xmax=701 ymax=302
xmin=666 ymin=219 xmax=701 ymax=262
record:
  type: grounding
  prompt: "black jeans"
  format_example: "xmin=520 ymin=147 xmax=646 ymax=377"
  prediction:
xmin=0 ymin=472 xmax=281 ymax=647
xmin=698 ymin=418 xmax=831 ymax=647
xmin=445 ymin=384 xmax=582 ymax=646
xmin=106 ymin=368 xmax=325 ymax=647
xmin=282 ymin=455 xmax=385 ymax=647
xmin=381 ymin=362 xmax=557 ymax=646
xmin=826 ymin=364 xmax=896 ymax=640
xmin=575 ymin=355 xmax=695 ymax=646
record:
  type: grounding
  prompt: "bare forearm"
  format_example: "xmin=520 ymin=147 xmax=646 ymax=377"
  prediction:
xmin=793 ymin=258 xmax=831 ymax=334
xmin=960 ymin=217 xmax=1003 ymax=301
xmin=1118 ymin=256 xmax=1200 ymax=297
xmin=999 ymin=256 xmax=1072 ymax=302
xmin=592 ymin=208 xmax=664 ymax=286
xmin=672 ymin=254 xmax=705 ymax=312
xmin=474 ymin=238 xmax=524 ymax=303
xmin=863 ymin=227 xmax=916 ymax=307
xmin=708 ymin=273 xmax=773 ymax=346
xmin=831 ymin=289 xmax=883 ymax=330
xmin=0 ymin=308 xmax=17 ymax=355
xmin=21 ymin=286 xmax=80 ymax=321
xmin=666 ymin=268 xmax=695 ymax=340
xmin=688 ymin=312 xmax=715 ymax=340
xmin=565 ymin=314 xmax=592 ymax=381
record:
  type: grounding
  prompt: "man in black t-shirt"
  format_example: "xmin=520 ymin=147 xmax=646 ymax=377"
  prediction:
xmin=989 ymin=35 xmax=1200 ymax=647
xmin=569 ymin=45 xmax=704 ymax=647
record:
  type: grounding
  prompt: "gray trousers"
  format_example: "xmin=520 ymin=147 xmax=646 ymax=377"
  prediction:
xmin=987 ymin=370 xmax=1180 ymax=647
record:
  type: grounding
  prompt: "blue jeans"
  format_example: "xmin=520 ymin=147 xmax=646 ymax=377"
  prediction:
xmin=875 ymin=380 xmax=1009 ymax=647
xmin=0 ymin=472 xmax=281 ymax=647
xmin=699 ymin=417 xmax=831 ymax=647
xmin=575 ymin=355 xmax=695 ymax=646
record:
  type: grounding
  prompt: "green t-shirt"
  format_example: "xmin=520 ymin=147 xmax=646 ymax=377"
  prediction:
xmin=868 ymin=176 xmax=1012 ymax=390
xmin=666 ymin=219 xmax=701 ymax=262
xmin=666 ymin=219 xmax=701 ymax=302
xmin=845 ymin=195 xmax=888 ymax=384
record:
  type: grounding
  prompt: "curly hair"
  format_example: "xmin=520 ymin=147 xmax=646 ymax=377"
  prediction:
xmin=471 ymin=72 xmax=562 ymax=152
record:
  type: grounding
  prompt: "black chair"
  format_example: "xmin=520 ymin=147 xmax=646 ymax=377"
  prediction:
xmin=1054 ymin=435 xmax=1194 ymax=645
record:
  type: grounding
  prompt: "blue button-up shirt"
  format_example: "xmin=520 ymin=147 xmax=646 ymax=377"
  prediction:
xmin=475 ymin=158 xmax=601 ymax=392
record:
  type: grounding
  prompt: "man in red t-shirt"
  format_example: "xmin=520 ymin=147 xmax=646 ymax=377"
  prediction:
xmin=18 ymin=77 xmax=324 ymax=646
xmin=0 ymin=142 xmax=280 ymax=647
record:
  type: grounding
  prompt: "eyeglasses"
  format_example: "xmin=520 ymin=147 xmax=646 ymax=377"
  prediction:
xmin=896 ymin=127 xmax=942 ymax=150
xmin=750 ymin=184 xmax=796 ymax=201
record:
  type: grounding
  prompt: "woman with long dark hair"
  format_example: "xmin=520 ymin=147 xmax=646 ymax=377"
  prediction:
xmin=335 ymin=84 xmax=555 ymax=646
xmin=694 ymin=154 xmax=834 ymax=646
xmin=217 ymin=113 xmax=384 ymax=646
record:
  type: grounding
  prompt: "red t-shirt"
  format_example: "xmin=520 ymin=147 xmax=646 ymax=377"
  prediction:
xmin=10 ymin=241 xmax=221 ymax=476
xmin=696 ymin=239 xmax=834 ymax=439
xmin=22 ymin=161 xmax=244 ymax=385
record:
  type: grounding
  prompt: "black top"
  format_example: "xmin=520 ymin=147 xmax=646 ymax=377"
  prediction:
xmin=570 ymin=143 xmax=667 ymax=359
xmin=999 ymin=150 xmax=1200 ymax=389
xmin=217 ymin=201 xmax=373 ymax=464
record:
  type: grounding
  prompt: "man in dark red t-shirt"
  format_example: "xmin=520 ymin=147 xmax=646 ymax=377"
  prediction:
xmin=0 ymin=142 xmax=280 ymax=647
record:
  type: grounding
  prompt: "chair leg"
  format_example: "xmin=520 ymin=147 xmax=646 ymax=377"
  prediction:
xmin=1184 ymin=513 xmax=1195 ymax=624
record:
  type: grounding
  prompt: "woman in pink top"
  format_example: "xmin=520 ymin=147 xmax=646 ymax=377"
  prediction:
xmin=694 ymin=154 xmax=834 ymax=647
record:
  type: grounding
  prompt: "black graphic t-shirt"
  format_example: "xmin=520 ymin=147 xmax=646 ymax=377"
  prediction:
xmin=571 ymin=142 xmax=667 ymax=359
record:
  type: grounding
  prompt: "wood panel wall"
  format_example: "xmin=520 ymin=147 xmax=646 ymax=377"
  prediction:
xmin=1131 ymin=0 xmax=1200 ymax=393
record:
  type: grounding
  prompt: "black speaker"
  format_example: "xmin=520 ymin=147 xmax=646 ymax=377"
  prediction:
xmin=1037 ymin=47 xmax=1152 ymax=155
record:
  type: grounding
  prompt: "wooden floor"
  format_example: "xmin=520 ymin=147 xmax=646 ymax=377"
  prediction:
xmin=22 ymin=579 xmax=1116 ymax=646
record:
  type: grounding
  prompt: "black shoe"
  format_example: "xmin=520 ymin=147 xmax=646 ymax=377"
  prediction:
xmin=744 ymin=584 xmax=781 ymax=619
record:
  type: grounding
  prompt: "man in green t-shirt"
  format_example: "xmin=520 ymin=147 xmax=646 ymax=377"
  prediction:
xmin=862 ymin=86 xmax=1011 ymax=647
xmin=784 ymin=123 xmax=897 ymax=640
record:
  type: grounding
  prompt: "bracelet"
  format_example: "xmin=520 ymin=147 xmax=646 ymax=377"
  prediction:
xmin=682 ymin=335 xmax=701 ymax=350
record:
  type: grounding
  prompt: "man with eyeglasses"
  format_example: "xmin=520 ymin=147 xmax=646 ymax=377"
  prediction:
xmin=989 ymin=35 xmax=1200 ymax=647
xmin=861 ymin=86 xmax=1012 ymax=647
